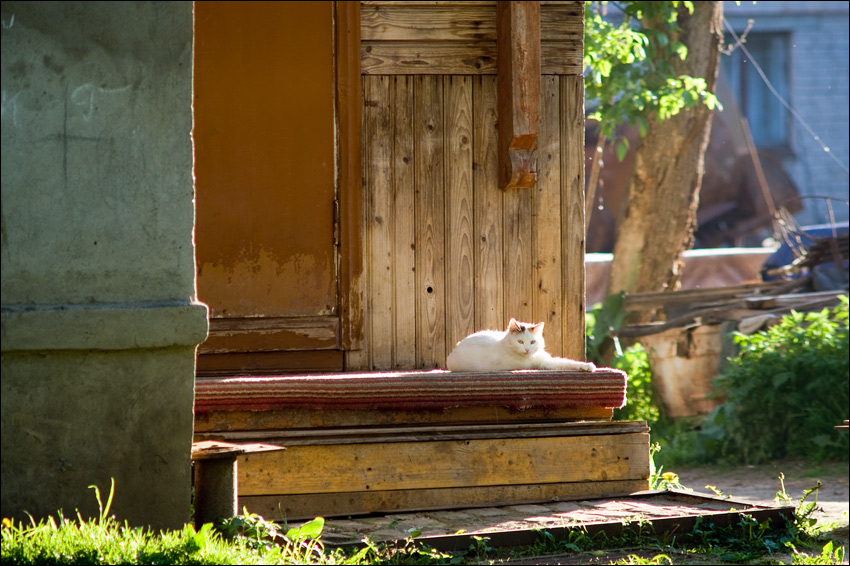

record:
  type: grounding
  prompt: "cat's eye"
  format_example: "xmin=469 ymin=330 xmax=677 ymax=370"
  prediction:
xmin=517 ymin=340 xmax=524 ymax=344
xmin=530 ymin=340 xmax=536 ymax=344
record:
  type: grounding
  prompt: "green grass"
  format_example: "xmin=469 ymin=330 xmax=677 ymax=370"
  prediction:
xmin=3 ymin=478 xmax=847 ymax=565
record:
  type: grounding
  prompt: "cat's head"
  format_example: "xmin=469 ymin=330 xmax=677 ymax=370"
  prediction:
xmin=505 ymin=318 xmax=545 ymax=357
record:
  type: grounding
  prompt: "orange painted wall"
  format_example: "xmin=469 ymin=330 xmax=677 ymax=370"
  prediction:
xmin=194 ymin=1 xmax=337 ymax=319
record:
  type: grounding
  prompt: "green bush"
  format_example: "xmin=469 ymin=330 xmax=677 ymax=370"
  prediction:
xmin=701 ymin=295 xmax=849 ymax=464
xmin=612 ymin=342 xmax=660 ymax=424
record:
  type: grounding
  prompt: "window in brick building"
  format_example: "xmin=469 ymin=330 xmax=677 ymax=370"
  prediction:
xmin=723 ymin=31 xmax=792 ymax=154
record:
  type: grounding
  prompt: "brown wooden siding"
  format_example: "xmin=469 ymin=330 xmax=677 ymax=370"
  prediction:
xmin=361 ymin=1 xmax=583 ymax=75
xmin=351 ymin=74 xmax=586 ymax=370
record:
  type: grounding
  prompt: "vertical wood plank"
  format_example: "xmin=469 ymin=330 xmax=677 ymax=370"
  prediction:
xmin=336 ymin=0 xmax=363 ymax=354
xmin=363 ymin=76 xmax=394 ymax=369
xmin=497 ymin=1 xmax=542 ymax=190
xmin=392 ymin=76 xmax=418 ymax=368
xmin=415 ymin=75 xmax=446 ymax=368
xmin=445 ymin=76 xmax=475 ymax=354
xmin=503 ymin=180 xmax=534 ymax=324
xmin=347 ymin=76 xmax=373 ymax=371
xmin=472 ymin=76 xmax=504 ymax=332
xmin=560 ymin=74 xmax=587 ymax=360
xmin=533 ymin=76 xmax=564 ymax=355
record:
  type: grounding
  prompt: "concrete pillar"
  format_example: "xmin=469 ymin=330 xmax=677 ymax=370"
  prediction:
xmin=1 ymin=2 xmax=207 ymax=530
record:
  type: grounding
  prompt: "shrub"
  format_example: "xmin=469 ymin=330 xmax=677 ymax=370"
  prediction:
xmin=700 ymin=295 xmax=849 ymax=464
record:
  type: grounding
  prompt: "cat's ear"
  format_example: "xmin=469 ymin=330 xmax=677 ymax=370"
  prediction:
xmin=531 ymin=322 xmax=545 ymax=335
xmin=508 ymin=318 xmax=521 ymax=333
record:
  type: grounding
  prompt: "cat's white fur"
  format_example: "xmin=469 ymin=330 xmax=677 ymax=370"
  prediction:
xmin=446 ymin=318 xmax=596 ymax=372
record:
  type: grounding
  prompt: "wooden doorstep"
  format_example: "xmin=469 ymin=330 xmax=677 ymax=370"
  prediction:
xmin=238 ymin=430 xmax=650 ymax=496
xmin=197 ymin=420 xmax=648 ymax=446
xmin=241 ymin=479 xmax=650 ymax=521
xmin=195 ymin=405 xmax=614 ymax=432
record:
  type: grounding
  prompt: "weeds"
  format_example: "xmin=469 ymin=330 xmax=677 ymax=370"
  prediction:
xmin=588 ymin=294 xmax=850 ymax=469
xmin=2 ymin=475 xmax=846 ymax=565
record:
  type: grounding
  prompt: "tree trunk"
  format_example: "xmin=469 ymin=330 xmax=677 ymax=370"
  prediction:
xmin=606 ymin=1 xmax=723 ymax=314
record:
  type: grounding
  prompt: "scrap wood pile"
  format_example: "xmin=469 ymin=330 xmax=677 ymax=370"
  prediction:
xmin=618 ymin=216 xmax=848 ymax=338
xmin=617 ymin=278 xmax=845 ymax=338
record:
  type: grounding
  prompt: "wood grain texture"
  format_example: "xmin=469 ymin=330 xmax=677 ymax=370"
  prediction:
xmin=363 ymin=75 xmax=394 ymax=369
xmin=560 ymin=75 xmax=587 ymax=360
xmin=199 ymin=316 xmax=340 ymax=354
xmin=533 ymin=75 xmax=565 ymax=355
xmin=360 ymin=2 xmax=582 ymax=43
xmin=240 ymin=478 xmax=649 ymax=520
xmin=238 ymin=432 xmax=649 ymax=495
xmin=358 ymin=3 xmax=586 ymax=368
xmin=445 ymin=76 xmax=476 ymax=353
xmin=336 ymin=1 xmax=364 ymax=352
xmin=360 ymin=2 xmax=582 ymax=75
xmin=194 ymin=405 xmax=613 ymax=433
xmin=497 ymin=1 xmax=541 ymax=190
xmin=391 ymin=76 xmax=418 ymax=368
xmin=415 ymin=76 xmax=447 ymax=368
xmin=472 ymin=76 xmax=505 ymax=332
xmin=362 ymin=42 xmax=581 ymax=75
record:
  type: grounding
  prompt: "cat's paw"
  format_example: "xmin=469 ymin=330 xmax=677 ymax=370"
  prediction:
xmin=579 ymin=362 xmax=596 ymax=372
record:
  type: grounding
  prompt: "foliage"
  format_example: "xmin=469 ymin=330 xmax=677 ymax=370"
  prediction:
xmin=0 ymin=480 xmax=333 ymax=566
xmin=3 ymin=478 xmax=846 ymax=565
xmin=584 ymin=1 xmax=721 ymax=159
xmin=613 ymin=342 xmax=661 ymax=424
xmin=701 ymin=296 xmax=849 ymax=464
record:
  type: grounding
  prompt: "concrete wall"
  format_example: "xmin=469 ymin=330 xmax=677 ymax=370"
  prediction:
xmin=1 ymin=2 xmax=208 ymax=530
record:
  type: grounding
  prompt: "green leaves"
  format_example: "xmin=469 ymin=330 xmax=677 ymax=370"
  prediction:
xmin=704 ymin=295 xmax=849 ymax=464
xmin=584 ymin=1 xmax=720 ymax=160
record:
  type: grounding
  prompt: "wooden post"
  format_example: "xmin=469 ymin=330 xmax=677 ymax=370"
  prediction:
xmin=192 ymin=441 xmax=284 ymax=528
xmin=497 ymin=1 xmax=541 ymax=190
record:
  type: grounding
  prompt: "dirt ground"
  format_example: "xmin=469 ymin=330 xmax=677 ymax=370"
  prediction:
xmin=673 ymin=460 xmax=849 ymax=528
xmin=505 ymin=460 xmax=849 ymax=565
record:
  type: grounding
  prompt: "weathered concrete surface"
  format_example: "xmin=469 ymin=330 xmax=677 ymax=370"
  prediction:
xmin=1 ymin=348 xmax=198 ymax=528
xmin=1 ymin=2 xmax=206 ymax=529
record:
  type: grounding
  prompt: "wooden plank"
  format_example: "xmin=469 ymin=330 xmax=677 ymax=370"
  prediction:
xmin=361 ymin=42 xmax=581 ymax=75
xmin=345 ymin=76 xmax=373 ymax=372
xmin=560 ymin=75 xmax=586 ymax=360
xmin=194 ymin=405 xmax=613 ymax=433
xmin=196 ymin=350 xmax=344 ymax=377
xmin=414 ymin=76 xmax=447 ymax=368
xmin=360 ymin=3 xmax=582 ymax=43
xmin=363 ymin=75 xmax=395 ymax=369
xmin=362 ymin=41 xmax=497 ymax=75
xmin=238 ymin=432 xmax=649 ymax=495
xmin=445 ymin=76 xmax=476 ymax=353
xmin=198 ymin=420 xmax=650 ymax=446
xmin=336 ymin=1 xmax=364 ymax=352
xmin=241 ymin=478 xmax=650 ymax=521
xmin=472 ymin=76 xmax=504 ymax=331
xmin=622 ymin=281 xmax=793 ymax=311
xmin=503 ymin=181 xmax=534 ymax=322
xmin=497 ymin=1 xmax=541 ymax=190
xmin=192 ymin=441 xmax=284 ymax=461
xmin=541 ymin=40 xmax=583 ymax=76
xmin=533 ymin=75 xmax=564 ymax=355
xmin=391 ymin=76 xmax=418 ymax=368
xmin=199 ymin=316 xmax=340 ymax=354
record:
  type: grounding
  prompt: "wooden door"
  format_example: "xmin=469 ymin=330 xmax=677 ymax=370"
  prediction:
xmin=194 ymin=1 xmax=344 ymax=374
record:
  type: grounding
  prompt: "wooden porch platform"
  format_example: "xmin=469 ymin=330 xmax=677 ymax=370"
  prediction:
xmin=193 ymin=369 xmax=650 ymax=520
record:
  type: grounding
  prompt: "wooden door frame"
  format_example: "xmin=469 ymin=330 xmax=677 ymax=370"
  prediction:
xmin=335 ymin=1 xmax=364 ymax=353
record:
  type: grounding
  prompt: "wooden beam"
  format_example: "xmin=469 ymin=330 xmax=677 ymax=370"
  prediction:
xmin=497 ymin=1 xmax=541 ymax=190
xmin=335 ymin=1 xmax=364 ymax=352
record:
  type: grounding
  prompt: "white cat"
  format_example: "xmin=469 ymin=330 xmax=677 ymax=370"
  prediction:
xmin=446 ymin=318 xmax=596 ymax=372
